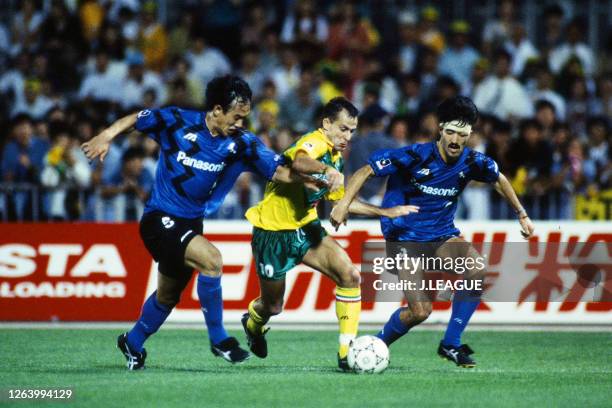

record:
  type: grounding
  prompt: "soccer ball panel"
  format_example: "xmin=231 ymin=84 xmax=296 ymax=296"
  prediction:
xmin=347 ymin=335 xmax=390 ymax=374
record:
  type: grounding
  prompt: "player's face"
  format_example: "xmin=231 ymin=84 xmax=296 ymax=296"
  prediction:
xmin=322 ymin=110 xmax=358 ymax=152
xmin=438 ymin=121 xmax=471 ymax=160
xmin=212 ymin=101 xmax=251 ymax=136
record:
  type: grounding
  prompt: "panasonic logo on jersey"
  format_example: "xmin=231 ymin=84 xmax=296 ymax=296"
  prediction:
xmin=414 ymin=182 xmax=458 ymax=196
xmin=176 ymin=151 xmax=225 ymax=172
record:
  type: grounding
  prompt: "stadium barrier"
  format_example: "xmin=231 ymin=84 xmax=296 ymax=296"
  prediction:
xmin=0 ymin=221 xmax=610 ymax=324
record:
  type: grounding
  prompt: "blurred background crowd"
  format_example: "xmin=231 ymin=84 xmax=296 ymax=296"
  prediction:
xmin=0 ymin=0 xmax=610 ymax=222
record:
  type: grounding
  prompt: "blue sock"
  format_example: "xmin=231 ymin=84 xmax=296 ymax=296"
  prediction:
xmin=376 ymin=308 xmax=409 ymax=346
xmin=127 ymin=291 xmax=171 ymax=352
xmin=197 ymin=274 xmax=229 ymax=345
xmin=442 ymin=290 xmax=480 ymax=347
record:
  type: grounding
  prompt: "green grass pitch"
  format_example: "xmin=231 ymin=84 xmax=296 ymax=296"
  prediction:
xmin=0 ymin=329 xmax=610 ymax=407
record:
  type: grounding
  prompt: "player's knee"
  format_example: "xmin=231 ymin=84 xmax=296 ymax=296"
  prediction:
xmin=339 ymin=267 xmax=360 ymax=288
xmin=411 ymin=304 xmax=432 ymax=323
xmin=264 ymin=300 xmax=283 ymax=316
xmin=197 ymin=247 xmax=223 ymax=276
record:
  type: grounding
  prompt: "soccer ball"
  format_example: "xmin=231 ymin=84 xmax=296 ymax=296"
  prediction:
xmin=347 ymin=335 xmax=390 ymax=374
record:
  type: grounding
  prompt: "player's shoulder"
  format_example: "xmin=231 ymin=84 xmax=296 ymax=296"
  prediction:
xmin=410 ymin=141 xmax=435 ymax=156
xmin=232 ymin=129 xmax=260 ymax=144
xmin=464 ymin=147 xmax=493 ymax=163
xmin=154 ymin=106 xmax=203 ymax=123
xmin=298 ymin=129 xmax=327 ymax=146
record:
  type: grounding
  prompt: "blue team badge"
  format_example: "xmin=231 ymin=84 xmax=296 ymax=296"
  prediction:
xmin=137 ymin=109 xmax=151 ymax=118
xmin=227 ymin=142 xmax=237 ymax=154
xmin=376 ymin=159 xmax=391 ymax=170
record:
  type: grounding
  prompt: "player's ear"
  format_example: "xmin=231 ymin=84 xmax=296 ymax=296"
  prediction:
xmin=322 ymin=117 xmax=331 ymax=131
xmin=212 ymin=105 xmax=223 ymax=117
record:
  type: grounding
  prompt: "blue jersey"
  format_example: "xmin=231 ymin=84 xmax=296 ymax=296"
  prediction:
xmin=135 ymin=107 xmax=283 ymax=219
xmin=368 ymin=142 xmax=499 ymax=242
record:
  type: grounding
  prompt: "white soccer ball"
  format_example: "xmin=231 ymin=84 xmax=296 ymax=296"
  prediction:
xmin=347 ymin=335 xmax=390 ymax=374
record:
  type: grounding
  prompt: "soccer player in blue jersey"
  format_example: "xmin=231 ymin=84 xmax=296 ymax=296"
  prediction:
xmin=81 ymin=75 xmax=337 ymax=370
xmin=331 ymin=96 xmax=535 ymax=367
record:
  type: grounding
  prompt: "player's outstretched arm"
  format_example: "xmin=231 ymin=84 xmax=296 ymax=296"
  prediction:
xmin=271 ymin=166 xmax=328 ymax=191
xmin=330 ymin=164 xmax=374 ymax=229
xmin=291 ymin=151 xmax=343 ymax=192
xmin=347 ymin=200 xmax=419 ymax=218
xmin=81 ymin=113 xmax=138 ymax=162
xmin=494 ymin=172 xmax=535 ymax=239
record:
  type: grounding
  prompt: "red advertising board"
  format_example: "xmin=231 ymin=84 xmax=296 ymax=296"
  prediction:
xmin=1 ymin=221 xmax=610 ymax=323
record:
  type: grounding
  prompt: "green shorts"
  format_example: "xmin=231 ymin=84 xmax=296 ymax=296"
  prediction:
xmin=251 ymin=220 xmax=327 ymax=280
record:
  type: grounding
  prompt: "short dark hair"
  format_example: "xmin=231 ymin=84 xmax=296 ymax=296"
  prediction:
xmin=204 ymin=75 xmax=252 ymax=112
xmin=49 ymin=120 xmax=72 ymax=140
xmin=320 ymin=97 xmax=359 ymax=123
xmin=11 ymin=113 xmax=33 ymax=127
xmin=535 ymin=99 xmax=556 ymax=114
xmin=436 ymin=96 xmax=478 ymax=127
xmin=519 ymin=118 xmax=543 ymax=134
xmin=122 ymin=146 xmax=145 ymax=163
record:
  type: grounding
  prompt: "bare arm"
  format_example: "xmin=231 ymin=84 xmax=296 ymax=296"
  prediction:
xmin=347 ymin=200 xmax=419 ymax=218
xmin=330 ymin=164 xmax=374 ymax=227
xmin=292 ymin=151 xmax=343 ymax=192
xmin=494 ymin=172 xmax=535 ymax=239
xmin=271 ymin=166 xmax=328 ymax=191
xmin=81 ymin=113 xmax=138 ymax=162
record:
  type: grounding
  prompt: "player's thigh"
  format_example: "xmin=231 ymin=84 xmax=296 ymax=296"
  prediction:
xmin=302 ymin=235 xmax=359 ymax=288
xmin=156 ymin=271 xmax=192 ymax=307
xmin=184 ymin=235 xmax=223 ymax=276
xmin=251 ymin=227 xmax=302 ymax=281
xmin=436 ymin=236 xmax=485 ymax=279
xmin=140 ymin=211 xmax=204 ymax=279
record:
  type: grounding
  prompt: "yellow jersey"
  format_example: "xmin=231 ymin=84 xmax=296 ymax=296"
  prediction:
xmin=245 ymin=129 xmax=344 ymax=231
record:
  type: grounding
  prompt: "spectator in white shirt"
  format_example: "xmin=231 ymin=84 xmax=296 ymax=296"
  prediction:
xmin=397 ymin=11 xmax=419 ymax=74
xmin=549 ymin=18 xmax=595 ymax=77
xmin=473 ymin=49 xmax=533 ymax=121
xmin=186 ymin=35 xmax=232 ymax=92
xmin=270 ymin=45 xmax=300 ymax=100
xmin=11 ymin=79 xmax=55 ymax=120
xmin=0 ymin=52 xmax=28 ymax=110
xmin=438 ymin=21 xmax=480 ymax=93
xmin=482 ymin=0 xmax=515 ymax=55
xmin=79 ymin=50 xmax=125 ymax=103
xmin=504 ymin=24 xmax=539 ymax=77
xmin=530 ymin=67 xmax=566 ymax=120
xmin=280 ymin=0 xmax=328 ymax=44
xmin=237 ymin=45 xmax=267 ymax=97
xmin=10 ymin=0 xmax=44 ymax=54
xmin=120 ymin=52 xmax=165 ymax=109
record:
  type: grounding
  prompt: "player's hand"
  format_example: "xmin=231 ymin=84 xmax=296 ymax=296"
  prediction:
xmin=330 ymin=201 xmax=349 ymax=231
xmin=81 ymin=132 xmax=112 ymax=163
xmin=303 ymin=174 xmax=329 ymax=192
xmin=519 ymin=216 xmax=534 ymax=239
xmin=324 ymin=166 xmax=343 ymax=192
xmin=382 ymin=205 xmax=419 ymax=218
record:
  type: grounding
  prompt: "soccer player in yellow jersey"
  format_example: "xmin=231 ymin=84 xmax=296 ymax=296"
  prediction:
xmin=241 ymin=97 xmax=419 ymax=370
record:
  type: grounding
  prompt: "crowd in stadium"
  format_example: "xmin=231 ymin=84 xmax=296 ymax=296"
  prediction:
xmin=0 ymin=0 xmax=609 ymax=221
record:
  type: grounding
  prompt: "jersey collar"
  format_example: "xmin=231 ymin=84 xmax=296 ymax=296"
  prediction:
xmin=316 ymin=128 xmax=334 ymax=148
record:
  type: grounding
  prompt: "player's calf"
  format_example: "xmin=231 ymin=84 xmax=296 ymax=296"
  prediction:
xmin=400 ymin=302 xmax=432 ymax=327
